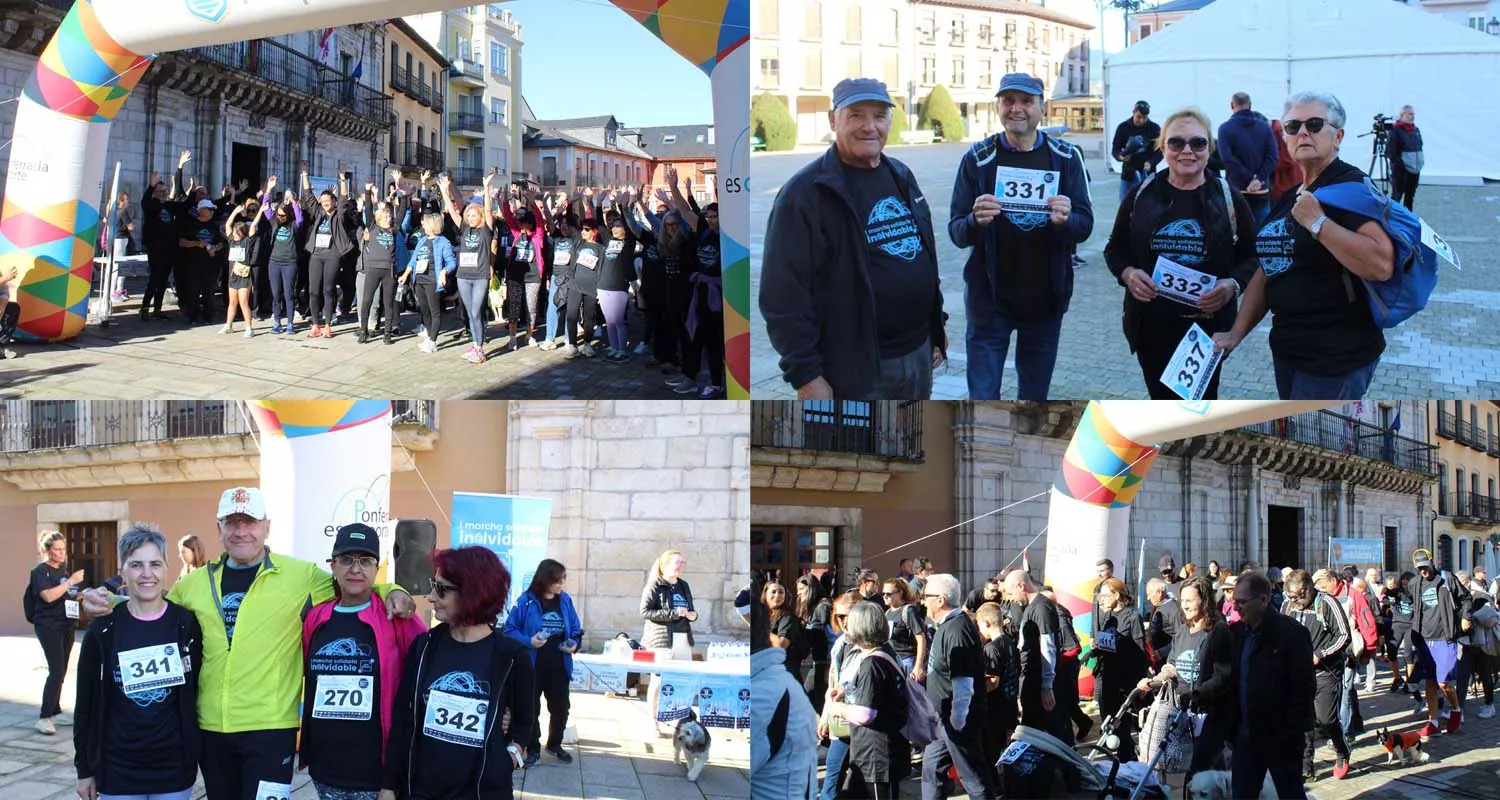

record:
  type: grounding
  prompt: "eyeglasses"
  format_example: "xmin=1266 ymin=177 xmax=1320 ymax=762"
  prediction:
xmin=430 ymin=579 xmax=459 ymax=598
xmin=1165 ymin=137 xmax=1210 ymax=153
xmin=881 ymin=591 xmax=899 ymax=597
xmin=332 ymin=555 xmax=377 ymax=570
xmin=1282 ymin=117 xmax=1330 ymax=136
xmin=922 ymin=593 xmax=943 ymax=599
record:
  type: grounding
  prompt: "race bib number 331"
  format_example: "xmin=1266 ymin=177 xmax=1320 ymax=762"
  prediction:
xmin=994 ymin=166 xmax=1059 ymax=212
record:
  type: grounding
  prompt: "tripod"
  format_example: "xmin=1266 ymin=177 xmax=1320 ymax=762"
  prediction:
xmin=1359 ymin=131 xmax=1392 ymax=197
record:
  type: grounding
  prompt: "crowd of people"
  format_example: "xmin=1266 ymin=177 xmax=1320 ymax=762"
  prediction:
xmin=100 ymin=151 xmax=727 ymax=396
xmin=750 ymin=546 xmax=1500 ymax=799
xmin=762 ymin=72 xmax=1430 ymax=402
xmin=25 ymin=487 xmax=703 ymax=800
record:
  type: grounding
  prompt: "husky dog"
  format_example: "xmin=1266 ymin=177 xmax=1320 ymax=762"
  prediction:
xmin=673 ymin=710 xmax=712 ymax=781
xmin=1378 ymin=726 xmax=1430 ymax=766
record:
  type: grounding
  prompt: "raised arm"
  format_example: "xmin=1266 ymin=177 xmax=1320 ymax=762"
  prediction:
xmin=665 ymin=165 xmax=700 ymax=231
xmin=437 ymin=174 xmax=463 ymax=229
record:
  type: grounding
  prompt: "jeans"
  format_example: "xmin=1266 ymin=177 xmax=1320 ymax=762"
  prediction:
xmin=1273 ymin=354 xmax=1378 ymax=400
xmin=1119 ymin=171 xmax=1148 ymax=202
xmin=819 ymin=736 xmax=848 ymax=800
xmin=598 ymin=289 xmax=631 ymax=351
xmin=546 ymin=286 xmax=566 ymax=342
xmin=966 ymin=304 xmax=1063 ymax=400
xmin=1339 ymin=663 xmax=1358 ymax=737
xmin=268 ymin=261 xmax=297 ymax=326
xmin=455 ymin=276 xmax=488 ymax=347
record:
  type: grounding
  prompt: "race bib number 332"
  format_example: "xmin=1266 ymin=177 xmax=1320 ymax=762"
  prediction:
xmin=1151 ymin=255 xmax=1215 ymax=307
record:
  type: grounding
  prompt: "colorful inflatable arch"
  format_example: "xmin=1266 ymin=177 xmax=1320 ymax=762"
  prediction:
xmin=0 ymin=0 xmax=749 ymax=397
xmin=1043 ymin=400 xmax=1337 ymax=696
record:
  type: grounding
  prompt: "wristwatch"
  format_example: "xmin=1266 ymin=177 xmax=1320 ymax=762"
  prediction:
xmin=1308 ymin=214 xmax=1329 ymax=238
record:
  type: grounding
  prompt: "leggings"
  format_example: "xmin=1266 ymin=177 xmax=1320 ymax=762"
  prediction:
xmin=597 ymin=289 xmax=630 ymax=351
xmin=143 ymin=247 xmax=175 ymax=313
xmin=415 ymin=281 xmax=442 ymax=341
xmin=268 ymin=261 xmax=297 ymax=325
xmin=1457 ymin=645 xmax=1494 ymax=707
xmin=358 ymin=268 xmax=396 ymax=334
xmin=99 ymin=790 xmax=194 ymax=800
xmin=565 ymin=290 xmax=597 ymax=347
xmin=35 ymin=623 xmax=74 ymax=718
xmin=308 ymin=251 xmax=341 ymax=324
xmin=682 ymin=299 xmax=724 ymax=388
xmin=455 ymin=276 xmax=488 ymax=346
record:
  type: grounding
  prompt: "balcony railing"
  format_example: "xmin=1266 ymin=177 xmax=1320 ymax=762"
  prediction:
xmin=752 ymin=401 xmax=924 ymax=462
xmin=1449 ymin=492 xmax=1500 ymax=524
xmin=399 ymin=141 xmax=445 ymax=172
xmin=391 ymin=65 xmax=409 ymax=93
xmin=1239 ymin=410 xmax=1437 ymax=476
xmin=451 ymin=59 xmax=485 ymax=81
xmin=452 ymin=112 xmax=485 ymax=135
xmin=448 ymin=167 xmax=485 ymax=186
xmin=188 ymin=38 xmax=390 ymax=128
xmin=431 ymin=91 xmax=444 ymax=114
xmin=391 ymin=400 xmax=439 ymax=431
xmin=1438 ymin=411 xmax=1457 ymax=440
xmin=1490 ymin=433 xmax=1500 ymax=457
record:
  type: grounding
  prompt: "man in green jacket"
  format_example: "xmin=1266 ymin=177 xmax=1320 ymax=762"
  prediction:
xmin=84 ymin=487 xmax=415 ymax=800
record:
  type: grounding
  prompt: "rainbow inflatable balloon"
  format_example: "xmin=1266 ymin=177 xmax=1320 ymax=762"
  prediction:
xmin=0 ymin=0 xmax=749 ymax=398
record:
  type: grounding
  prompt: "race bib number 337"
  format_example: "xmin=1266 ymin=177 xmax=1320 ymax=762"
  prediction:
xmin=1159 ymin=323 xmax=1224 ymax=401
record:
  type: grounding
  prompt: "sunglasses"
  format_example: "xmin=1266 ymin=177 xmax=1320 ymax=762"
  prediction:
xmin=1282 ymin=117 xmax=1330 ymax=135
xmin=430 ymin=579 xmax=459 ymax=598
xmin=881 ymin=591 xmax=899 ymax=597
xmin=1166 ymin=137 xmax=1209 ymax=153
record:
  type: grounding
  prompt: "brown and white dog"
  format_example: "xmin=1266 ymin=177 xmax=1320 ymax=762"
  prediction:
xmin=1378 ymin=727 xmax=1430 ymax=766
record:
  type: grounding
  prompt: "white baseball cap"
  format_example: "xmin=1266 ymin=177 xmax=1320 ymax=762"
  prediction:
xmin=196 ymin=199 xmax=216 ymax=212
xmin=217 ymin=486 xmax=267 ymax=520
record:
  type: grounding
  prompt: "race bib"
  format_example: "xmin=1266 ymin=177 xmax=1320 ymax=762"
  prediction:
xmin=606 ymin=240 xmax=625 ymax=255
xmin=577 ymin=250 xmax=599 ymax=270
xmin=515 ymin=242 xmax=534 ymax=263
xmin=118 ymin=643 xmax=185 ymax=694
xmin=423 ymin=690 xmax=487 ymax=748
xmin=459 ymin=251 xmax=481 ymax=269
xmin=1159 ymin=323 xmax=1224 ymax=401
xmin=414 ymin=258 xmax=430 ymax=274
xmin=315 ymin=233 xmax=332 ymax=249
xmin=998 ymin=740 xmax=1032 ymax=765
xmin=229 ymin=245 xmax=248 ymax=263
xmin=65 ymin=599 xmax=79 ymax=620
xmin=1151 ymin=256 xmax=1216 ymax=307
xmin=555 ymin=250 xmax=572 ymax=266
xmin=1094 ymin=630 xmax=1118 ymax=653
xmin=994 ymin=166 xmax=1059 ymax=213
xmin=1420 ymin=219 xmax=1460 ymax=270
xmin=312 ymin=674 xmax=374 ymax=721
xmin=254 ymin=780 xmax=291 ymax=800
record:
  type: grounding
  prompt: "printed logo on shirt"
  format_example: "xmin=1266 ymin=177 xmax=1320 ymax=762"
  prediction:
xmin=275 ymin=225 xmax=293 ymax=243
xmin=310 ymin=637 xmax=376 ymax=674
xmin=1004 ymin=209 xmax=1050 ymax=233
xmin=425 ymin=671 xmax=491 ymax=702
xmin=671 ymin=593 xmax=689 ymax=609
xmin=697 ymin=241 xmax=720 ymax=268
xmin=222 ymin=592 xmax=244 ymax=644
xmin=1174 ymin=647 xmax=1201 ymax=685
xmin=375 ymin=230 xmax=394 ymax=249
xmin=113 ymin=665 xmax=171 ymax=708
xmin=1151 ymin=219 xmax=1208 ymax=266
xmin=865 ymin=197 xmax=923 ymax=262
xmin=541 ymin=611 xmax=564 ymax=638
xmin=1256 ymin=217 xmax=1294 ymax=277
xmin=195 ymin=227 xmax=214 ymax=245
xmin=1422 ymin=585 xmax=1438 ymax=610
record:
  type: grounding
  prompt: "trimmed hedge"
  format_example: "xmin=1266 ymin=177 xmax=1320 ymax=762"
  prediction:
xmin=751 ymin=92 xmax=796 ymax=152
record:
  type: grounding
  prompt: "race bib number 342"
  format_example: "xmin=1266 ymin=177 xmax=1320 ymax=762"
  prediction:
xmin=423 ymin=690 xmax=487 ymax=748
xmin=1159 ymin=323 xmax=1224 ymax=401
xmin=994 ymin=166 xmax=1059 ymax=212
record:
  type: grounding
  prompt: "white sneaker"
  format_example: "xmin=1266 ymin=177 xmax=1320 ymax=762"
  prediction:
xmin=243 ymin=326 xmax=253 ymax=339
xmin=1479 ymin=704 xmax=1495 ymax=719
xmin=580 ymin=343 xmax=595 ymax=358
xmin=218 ymin=324 xmax=232 ymax=334
xmin=52 ymin=713 xmax=73 ymax=726
xmin=672 ymin=380 xmax=699 ymax=395
xmin=34 ymin=718 xmax=55 ymax=736
xmin=633 ymin=341 xmax=648 ymax=355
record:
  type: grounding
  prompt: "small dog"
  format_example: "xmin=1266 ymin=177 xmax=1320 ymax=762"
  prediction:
xmin=1186 ymin=770 xmax=1276 ymax=800
xmin=1378 ymin=727 xmax=1430 ymax=765
xmin=673 ymin=710 xmax=712 ymax=781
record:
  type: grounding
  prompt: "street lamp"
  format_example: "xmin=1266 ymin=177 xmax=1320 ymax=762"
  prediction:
xmin=1488 ymin=17 xmax=1499 ymax=36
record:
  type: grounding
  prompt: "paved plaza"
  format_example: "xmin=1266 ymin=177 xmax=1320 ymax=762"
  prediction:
xmin=750 ymin=136 xmax=1500 ymax=400
xmin=0 ymin=635 xmax=747 ymax=800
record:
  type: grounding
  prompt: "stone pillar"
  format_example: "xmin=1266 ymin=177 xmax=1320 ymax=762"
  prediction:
xmin=952 ymin=402 xmax=1022 ymax=593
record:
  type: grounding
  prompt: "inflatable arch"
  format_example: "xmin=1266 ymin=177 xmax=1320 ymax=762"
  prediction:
xmin=0 ymin=0 xmax=750 ymax=397
xmin=1043 ymin=400 xmax=1338 ymax=695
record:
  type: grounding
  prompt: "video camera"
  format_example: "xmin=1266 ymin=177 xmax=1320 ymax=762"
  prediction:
xmin=1371 ymin=113 xmax=1394 ymax=138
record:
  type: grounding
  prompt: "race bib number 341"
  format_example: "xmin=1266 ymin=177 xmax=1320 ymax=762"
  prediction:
xmin=994 ymin=166 xmax=1059 ymax=213
xmin=1159 ymin=323 xmax=1225 ymax=401
xmin=118 ymin=643 xmax=185 ymax=694
xmin=423 ymin=690 xmax=487 ymax=748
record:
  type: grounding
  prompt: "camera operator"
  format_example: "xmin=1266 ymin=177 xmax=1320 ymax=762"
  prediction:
xmin=1113 ymin=100 xmax=1163 ymax=201
xmin=1387 ymin=106 xmax=1423 ymax=211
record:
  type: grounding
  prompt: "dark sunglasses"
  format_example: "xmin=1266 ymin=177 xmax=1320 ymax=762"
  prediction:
xmin=430 ymin=579 xmax=459 ymax=598
xmin=881 ymin=590 xmax=899 ymax=597
xmin=1282 ymin=117 xmax=1329 ymax=135
xmin=1165 ymin=137 xmax=1209 ymax=153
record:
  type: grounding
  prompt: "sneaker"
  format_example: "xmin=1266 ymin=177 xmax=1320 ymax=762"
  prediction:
xmin=1448 ymin=709 xmax=1462 ymax=734
xmin=665 ymin=374 xmax=692 ymax=387
xmin=1076 ymin=718 xmax=1094 ymax=742
xmin=34 ymin=718 xmax=55 ymax=736
xmin=662 ymin=364 xmax=682 ymax=376
xmin=219 ymin=324 xmax=233 ymax=334
xmin=420 ymin=339 xmax=438 ymax=354
xmin=673 ymin=380 xmax=699 ymax=395
xmin=698 ymin=385 xmax=723 ymax=399
xmin=243 ymin=326 xmax=253 ymax=339
xmin=1480 ymin=704 xmax=1496 ymax=720
xmin=538 ymin=339 xmax=558 ymax=351
xmin=608 ymin=351 xmax=629 ymax=364
xmin=52 ymin=713 xmax=72 ymax=726
xmin=0 ymin=348 xmax=17 ymax=360
xmin=529 ymin=337 xmax=542 ymax=348
xmin=524 ymin=750 xmax=539 ymax=768
xmin=1419 ymin=720 xmax=1440 ymax=742
xmin=633 ymin=341 xmax=649 ymax=355
xmin=1332 ymin=758 xmax=1349 ymax=780
xmin=271 ymin=322 xmax=285 ymax=335
xmin=546 ymin=745 xmax=573 ymax=764
xmin=580 ymin=343 xmax=595 ymax=358
xmin=563 ymin=344 xmax=579 ymax=359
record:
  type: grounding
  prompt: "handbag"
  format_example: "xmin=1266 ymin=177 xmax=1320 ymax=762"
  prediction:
xmin=231 ymin=263 xmax=251 ymax=278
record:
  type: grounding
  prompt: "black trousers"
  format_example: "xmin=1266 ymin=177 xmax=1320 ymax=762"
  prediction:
xmin=358 ymin=268 xmax=396 ymax=335
xmin=253 ymin=260 xmax=272 ymax=317
xmin=1306 ymin=668 xmax=1350 ymax=766
xmin=1232 ymin=730 xmax=1306 ymax=800
xmin=682 ymin=298 xmax=724 ymax=388
xmin=0 ymin=301 xmax=18 ymax=342
xmin=653 ymin=277 xmax=691 ymax=367
xmin=565 ymin=290 xmax=597 ymax=347
xmin=337 ymin=254 xmax=358 ymax=316
xmin=415 ymin=281 xmax=442 ymax=341
xmin=175 ymin=255 xmax=213 ymax=321
xmin=308 ymin=251 xmax=341 ymax=325
xmin=200 ymin=727 xmax=296 ymax=800
xmin=530 ymin=658 xmax=571 ymax=752
xmin=34 ymin=623 xmax=74 ymax=718
xmin=1057 ymin=653 xmax=1090 ymax=736
xmin=1391 ymin=164 xmax=1419 ymax=211
xmin=144 ymin=246 xmax=175 ymax=313
xmin=1132 ymin=312 xmax=1223 ymax=400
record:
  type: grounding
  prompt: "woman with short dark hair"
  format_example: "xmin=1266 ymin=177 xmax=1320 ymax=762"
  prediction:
xmin=501 ymin=558 xmax=582 ymax=766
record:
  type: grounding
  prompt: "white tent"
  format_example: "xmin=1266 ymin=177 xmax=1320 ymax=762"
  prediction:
xmin=1102 ymin=0 xmax=1500 ymax=184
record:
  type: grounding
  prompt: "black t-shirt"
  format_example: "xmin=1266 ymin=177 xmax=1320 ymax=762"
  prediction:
xmin=102 ymin=609 xmax=194 ymax=795
xmin=841 ymin=161 xmax=937 ymax=358
xmin=412 ymin=634 xmax=497 ymax=798
xmin=312 ymin=214 xmax=336 ymax=252
xmin=1149 ymin=599 xmax=1182 ymax=664
xmin=571 ymin=240 xmax=604 ymax=295
xmin=1114 ymin=119 xmax=1163 ymax=174
xmin=1018 ymin=595 xmax=1060 ymax=695
xmin=924 ymin=609 xmax=987 ymax=729
xmin=771 ymin=613 xmax=802 ymax=674
xmin=215 ymin=562 xmax=258 ymax=648
xmin=510 ymin=233 xmax=541 ymax=283
xmin=1391 ymin=587 xmax=1415 ymax=629
xmin=537 ymin=595 xmax=566 ymax=672
xmin=964 ymin=588 xmax=999 ymax=614
xmin=805 ymin=600 xmax=833 ymax=664
xmin=305 ymin=605 xmax=383 ymax=791
xmin=695 ymin=227 xmax=722 ymax=278
xmin=1257 ymin=159 xmax=1384 ymax=374
xmin=599 ymin=234 xmax=635 ymax=292
xmin=269 ymin=221 xmax=299 ymax=263
xmin=551 ymin=237 xmax=577 ymax=285
xmin=885 ymin=604 xmax=922 ymax=662
xmin=177 ymin=216 xmax=219 ymax=265
xmin=1168 ymin=625 xmax=1209 ymax=694
xmin=30 ymin=563 xmax=72 ymax=627
xmin=1142 ymin=185 xmax=1214 ymax=321
xmin=455 ymin=223 xmax=494 ymax=281
xmin=990 ymin=143 xmax=1058 ymax=323
xmin=363 ymin=227 xmax=399 ymax=271
xmin=845 ymin=646 xmax=910 ymax=784
xmin=408 ymin=237 xmax=438 ymax=286
xmin=982 ymin=636 xmax=1021 ymax=709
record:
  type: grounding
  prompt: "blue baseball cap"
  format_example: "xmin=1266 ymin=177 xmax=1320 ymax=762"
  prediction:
xmin=832 ymin=78 xmax=895 ymax=110
xmin=996 ymin=73 xmax=1044 ymax=97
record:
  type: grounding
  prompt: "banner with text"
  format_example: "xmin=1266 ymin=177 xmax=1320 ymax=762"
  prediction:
xmin=450 ymin=492 xmax=553 ymax=614
xmin=1329 ymin=537 xmax=1384 ymax=565
xmin=697 ymin=675 xmax=752 ymax=730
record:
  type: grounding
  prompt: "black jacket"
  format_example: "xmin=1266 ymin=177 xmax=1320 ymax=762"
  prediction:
xmin=301 ymin=191 xmax=359 ymax=257
xmin=760 ymin=146 xmax=947 ymax=397
xmin=641 ymin=577 xmax=695 ymax=649
xmin=1281 ymin=591 xmax=1351 ymax=671
xmin=383 ymin=625 xmax=535 ymax=799
xmin=1228 ymin=609 xmax=1315 ymax=743
xmin=74 ymin=602 xmax=203 ymax=786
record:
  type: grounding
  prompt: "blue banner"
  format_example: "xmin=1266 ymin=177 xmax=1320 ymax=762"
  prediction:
xmin=450 ymin=492 xmax=553 ymax=615
xmin=697 ymin=675 xmax=751 ymax=730
xmin=655 ymin=671 xmax=698 ymax=723
xmin=1329 ymin=537 xmax=1383 ymax=565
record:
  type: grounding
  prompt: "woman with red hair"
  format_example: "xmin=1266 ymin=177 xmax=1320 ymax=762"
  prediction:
xmin=380 ymin=547 xmax=535 ymax=800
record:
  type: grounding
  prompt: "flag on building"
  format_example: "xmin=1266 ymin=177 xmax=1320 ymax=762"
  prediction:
xmin=1392 ymin=409 xmax=1402 ymax=432
xmin=317 ymin=27 xmax=335 ymax=66
xmin=351 ymin=32 xmax=365 ymax=80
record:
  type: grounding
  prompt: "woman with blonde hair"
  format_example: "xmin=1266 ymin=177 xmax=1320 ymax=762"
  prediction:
xmin=30 ymin=530 xmax=84 ymax=736
xmin=882 ymin=577 xmax=928 ymax=682
xmin=177 ymin=535 xmax=206 ymax=580
xmin=640 ymin=549 xmax=696 ymax=725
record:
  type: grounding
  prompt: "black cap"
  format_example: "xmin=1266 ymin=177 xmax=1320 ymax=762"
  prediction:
xmin=332 ymin=523 xmax=380 ymax=558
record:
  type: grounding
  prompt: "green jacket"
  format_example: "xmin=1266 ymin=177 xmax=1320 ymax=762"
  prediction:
xmin=166 ymin=548 xmax=398 ymax=734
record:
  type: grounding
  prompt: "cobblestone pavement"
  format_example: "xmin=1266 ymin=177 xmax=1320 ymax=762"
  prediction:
xmin=0 ymin=634 xmax=748 ymax=800
xmin=751 ymin=137 xmax=1500 ymax=400
xmin=1 ymin=293 xmax=696 ymax=400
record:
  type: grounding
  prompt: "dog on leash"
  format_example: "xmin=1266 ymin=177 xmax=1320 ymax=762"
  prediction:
xmin=1378 ymin=727 xmax=1430 ymax=765
xmin=673 ymin=710 xmax=712 ymax=781
xmin=1186 ymin=769 xmax=1316 ymax=800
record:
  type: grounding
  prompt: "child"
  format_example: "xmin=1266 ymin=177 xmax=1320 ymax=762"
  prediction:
xmin=977 ymin=601 xmax=1021 ymax=769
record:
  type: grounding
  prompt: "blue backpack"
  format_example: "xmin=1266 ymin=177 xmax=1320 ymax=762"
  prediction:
xmin=1313 ymin=178 xmax=1439 ymax=328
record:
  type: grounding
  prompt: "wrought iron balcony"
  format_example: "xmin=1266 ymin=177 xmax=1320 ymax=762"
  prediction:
xmin=391 ymin=65 xmax=409 ymax=93
xmin=1 ymin=400 xmax=252 ymax=453
xmin=1449 ymin=492 xmax=1500 ymax=525
xmin=187 ymin=38 xmax=390 ymax=129
xmin=1238 ymin=410 xmax=1436 ymax=477
xmin=752 ymin=401 xmax=924 ymax=462
xmin=398 ymin=141 xmax=445 ymax=172
xmin=450 ymin=58 xmax=485 ymax=87
xmin=452 ymin=111 xmax=485 ymax=137
xmin=448 ymin=166 xmax=485 ymax=187
xmin=1438 ymin=411 xmax=1457 ymax=440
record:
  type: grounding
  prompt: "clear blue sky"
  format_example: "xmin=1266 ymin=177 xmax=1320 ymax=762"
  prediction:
xmin=506 ymin=0 xmax=714 ymax=127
